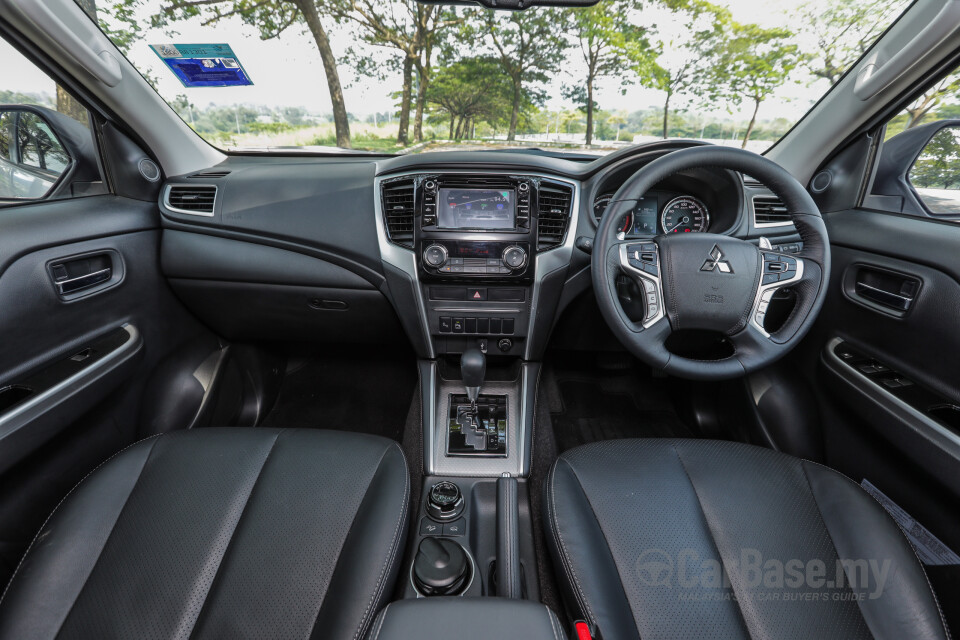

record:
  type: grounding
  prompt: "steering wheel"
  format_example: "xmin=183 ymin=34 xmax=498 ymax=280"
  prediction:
xmin=592 ymin=146 xmax=831 ymax=381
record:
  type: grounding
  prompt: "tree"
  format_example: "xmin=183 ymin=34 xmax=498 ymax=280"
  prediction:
xmin=426 ymin=57 xmax=510 ymax=139
xmin=904 ymin=73 xmax=960 ymax=129
xmin=564 ymin=2 xmax=646 ymax=146
xmin=796 ymin=0 xmax=907 ymax=85
xmin=105 ymin=0 xmax=352 ymax=147
xmin=703 ymin=20 xmax=800 ymax=148
xmin=911 ymin=128 xmax=960 ymax=189
xmin=475 ymin=8 xmax=568 ymax=141
xmin=640 ymin=1 xmax=724 ymax=139
xmin=332 ymin=1 xmax=460 ymax=145
xmin=57 ymin=0 xmax=97 ymax=124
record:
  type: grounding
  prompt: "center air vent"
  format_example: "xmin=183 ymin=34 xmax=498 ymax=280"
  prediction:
xmin=537 ymin=183 xmax=573 ymax=251
xmin=753 ymin=196 xmax=792 ymax=227
xmin=381 ymin=178 xmax=415 ymax=248
xmin=165 ymin=185 xmax=217 ymax=216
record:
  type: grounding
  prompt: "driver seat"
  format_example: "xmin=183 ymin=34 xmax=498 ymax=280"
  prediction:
xmin=545 ymin=439 xmax=949 ymax=639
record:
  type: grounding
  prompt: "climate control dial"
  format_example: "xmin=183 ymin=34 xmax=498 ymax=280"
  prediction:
xmin=502 ymin=246 xmax=527 ymax=270
xmin=423 ymin=244 xmax=448 ymax=268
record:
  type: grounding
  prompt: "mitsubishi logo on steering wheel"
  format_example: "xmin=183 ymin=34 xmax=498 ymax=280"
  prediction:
xmin=700 ymin=245 xmax=734 ymax=274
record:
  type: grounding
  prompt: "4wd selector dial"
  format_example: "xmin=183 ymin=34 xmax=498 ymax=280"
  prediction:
xmin=423 ymin=244 xmax=448 ymax=268
xmin=502 ymin=246 xmax=527 ymax=270
xmin=426 ymin=481 xmax=464 ymax=521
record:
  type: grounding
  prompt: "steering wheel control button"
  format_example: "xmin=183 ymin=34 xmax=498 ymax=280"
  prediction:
xmin=426 ymin=481 xmax=465 ymax=521
xmin=627 ymin=243 xmax=660 ymax=276
xmin=424 ymin=244 xmax=448 ymax=268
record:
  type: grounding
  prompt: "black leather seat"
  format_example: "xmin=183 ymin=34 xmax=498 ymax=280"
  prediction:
xmin=0 ymin=428 xmax=409 ymax=640
xmin=545 ymin=439 xmax=949 ymax=640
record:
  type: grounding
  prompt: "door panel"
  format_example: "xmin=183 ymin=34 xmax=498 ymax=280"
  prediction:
xmin=800 ymin=207 xmax=960 ymax=564
xmin=0 ymin=195 xmax=210 ymax=587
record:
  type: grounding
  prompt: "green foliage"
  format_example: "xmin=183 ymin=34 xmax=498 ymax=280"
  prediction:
xmin=911 ymin=128 xmax=960 ymax=190
xmin=795 ymin=0 xmax=908 ymax=84
xmin=0 ymin=90 xmax=54 ymax=108
xmin=92 ymin=0 xmax=910 ymax=153
xmin=426 ymin=57 xmax=513 ymax=139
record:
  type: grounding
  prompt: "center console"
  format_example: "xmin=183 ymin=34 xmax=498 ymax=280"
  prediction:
xmin=377 ymin=169 xmax=578 ymax=477
xmin=380 ymin=172 xmax=577 ymax=360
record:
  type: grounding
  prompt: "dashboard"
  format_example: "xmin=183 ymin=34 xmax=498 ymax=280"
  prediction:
xmin=157 ymin=139 xmax=801 ymax=363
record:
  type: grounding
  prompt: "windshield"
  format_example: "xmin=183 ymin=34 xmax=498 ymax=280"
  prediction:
xmin=84 ymin=0 xmax=908 ymax=156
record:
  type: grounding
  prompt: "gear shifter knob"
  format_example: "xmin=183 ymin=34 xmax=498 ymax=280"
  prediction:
xmin=461 ymin=347 xmax=486 ymax=404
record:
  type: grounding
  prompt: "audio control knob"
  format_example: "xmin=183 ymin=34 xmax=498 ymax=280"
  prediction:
xmin=424 ymin=180 xmax=437 ymax=192
xmin=423 ymin=244 xmax=448 ymax=268
xmin=517 ymin=182 xmax=530 ymax=193
xmin=502 ymin=246 xmax=527 ymax=270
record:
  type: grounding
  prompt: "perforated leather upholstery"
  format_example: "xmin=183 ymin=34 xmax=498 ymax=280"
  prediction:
xmin=0 ymin=428 xmax=409 ymax=640
xmin=545 ymin=439 xmax=949 ymax=640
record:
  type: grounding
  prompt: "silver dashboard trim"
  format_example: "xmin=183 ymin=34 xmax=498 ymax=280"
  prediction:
xmin=372 ymin=168 xmax=582 ymax=362
xmin=751 ymin=195 xmax=795 ymax=229
xmin=374 ymin=168 xmax=578 ymax=478
xmin=373 ymin=172 xmax=436 ymax=358
xmin=161 ymin=183 xmax=217 ymax=217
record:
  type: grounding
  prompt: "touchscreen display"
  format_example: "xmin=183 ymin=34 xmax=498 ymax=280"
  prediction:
xmin=437 ymin=188 xmax=515 ymax=230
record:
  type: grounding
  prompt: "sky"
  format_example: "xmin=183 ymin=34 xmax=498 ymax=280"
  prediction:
xmin=0 ymin=0 xmax=902 ymax=126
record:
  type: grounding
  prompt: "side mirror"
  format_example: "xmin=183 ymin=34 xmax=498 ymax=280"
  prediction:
xmin=873 ymin=119 xmax=960 ymax=219
xmin=0 ymin=105 xmax=100 ymax=201
xmin=909 ymin=126 xmax=960 ymax=214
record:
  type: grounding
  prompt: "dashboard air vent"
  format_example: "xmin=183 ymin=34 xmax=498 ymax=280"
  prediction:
xmin=165 ymin=185 xmax=217 ymax=216
xmin=753 ymin=196 xmax=792 ymax=227
xmin=189 ymin=169 xmax=231 ymax=178
xmin=537 ymin=183 xmax=573 ymax=251
xmin=382 ymin=179 xmax=416 ymax=248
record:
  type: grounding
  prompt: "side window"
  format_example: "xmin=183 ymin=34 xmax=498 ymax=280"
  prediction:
xmin=0 ymin=35 xmax=103 ymax=203
xmin=872 ymin=68 xmax=960 ymax=220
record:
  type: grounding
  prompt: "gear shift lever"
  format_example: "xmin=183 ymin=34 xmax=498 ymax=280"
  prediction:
xmin=461 ymin=347 xmax=486 ymax=411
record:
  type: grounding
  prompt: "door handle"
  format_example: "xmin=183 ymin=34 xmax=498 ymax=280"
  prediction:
xmin=848 ymin=265 xmax=921 ymax=314
xmin=53 ymin=268 xmax=112 ymax=295
xmin=47 ymin=250 xmax=122 ymax=300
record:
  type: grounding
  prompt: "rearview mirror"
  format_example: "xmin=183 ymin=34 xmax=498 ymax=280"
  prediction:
xmin=910 ymin=125 xmax=960 ymax=215
xmin=0 ymin=107 xmax=72 ymax=200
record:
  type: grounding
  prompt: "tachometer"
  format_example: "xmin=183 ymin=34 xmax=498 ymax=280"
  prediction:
xmin=593 ymin=193 xmax=631 ymax=233
xmin=661 ymin=196 xmax=709 ymax=233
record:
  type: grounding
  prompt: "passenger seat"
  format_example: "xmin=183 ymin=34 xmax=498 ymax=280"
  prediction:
xmin=0 ymin=428 xmax=409 ymax=640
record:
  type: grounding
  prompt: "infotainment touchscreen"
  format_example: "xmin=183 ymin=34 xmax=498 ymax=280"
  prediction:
xmin=437 ymin=188 xmax=516 ymax=230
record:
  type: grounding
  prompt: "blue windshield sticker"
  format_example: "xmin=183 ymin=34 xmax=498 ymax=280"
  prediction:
xmin=150 ymin=44 xmax=253 ymax=87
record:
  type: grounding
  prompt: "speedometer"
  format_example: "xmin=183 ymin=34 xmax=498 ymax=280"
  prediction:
xmin=593 ymin=193 xmax=631 ymax=233
xmin=661 ymin=196 xmax=709 ymax=234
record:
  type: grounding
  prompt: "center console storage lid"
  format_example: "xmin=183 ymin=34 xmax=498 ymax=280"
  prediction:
xmin=367 ymin=598 xmax=566 ymax=640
